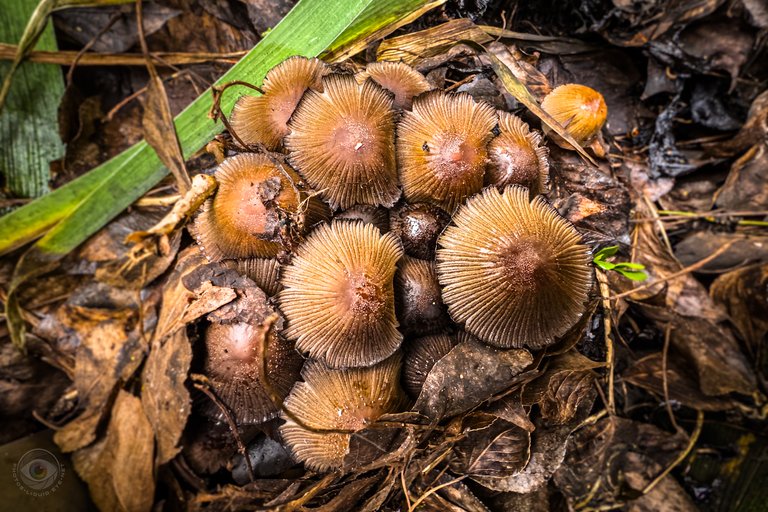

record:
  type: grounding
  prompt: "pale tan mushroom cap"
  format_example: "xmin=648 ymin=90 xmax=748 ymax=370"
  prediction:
xmin=230 ymin=56 xmax=328 ymax=150
xmin=355 ymin=61 xmax=432 ymax=110
xmin=487 ymin=112 xmax=549 ymax=196
xmin=397 ymin=91 xmax=497 ymax=212
xmin=280 ymin=355 xmax=404 ymax=471
xmin=436 ymin=186 xmax=592 ymax=349
xmin=279 ymin=221 xmax=404 ymax=368
xmin=285 ymin=74 xmax=399 ymax=210
xmin=191 ymin=153 xmax=300 ymax=261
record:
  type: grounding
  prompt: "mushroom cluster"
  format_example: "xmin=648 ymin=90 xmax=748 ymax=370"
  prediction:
xmin=194 ymin=57 xmax=603 ymax=471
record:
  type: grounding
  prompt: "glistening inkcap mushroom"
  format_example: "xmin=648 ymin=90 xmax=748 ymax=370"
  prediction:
xmin=279 ymin=221 xmax=404 ymax=368
xmin=355 ymin=61 xmax=432 ymax=110
xmin=436 ymin=186 xmax=592 ymax=349
xmin=190 ymin=153 xmax=301 ymax=261
xmin=540 ymin=83 xmax=608 ymax=149
xmin=279 ymin=354 xmax=405 ymax=471
xmin=285 ymin=74 xmax=400 ymax=210
xmin=486 ymin=112 xmax=549 ymax=196
xmin=389 ymin=202 xmax=451 ymax=260
xmin=230 ymin=56 xmax=327 ymax=150
xmin=397 ymin=91 xmax=497 ymax=212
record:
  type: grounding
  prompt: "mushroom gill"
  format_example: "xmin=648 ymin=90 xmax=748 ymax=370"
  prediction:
xmin=436 ymin=186 xmax=592 ymax=349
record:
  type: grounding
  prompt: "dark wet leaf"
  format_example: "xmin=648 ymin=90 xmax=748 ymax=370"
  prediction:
xmin=710 ymin=263 xmax=768 ymax=350
xmin=715 ymin=143 xmax=768 ymax=211
xmin=451 ymin=414 xmax=531 ymax=478
xmin=554 ymin=417 xmax=690 ymax=510
xmin=414 ymin=336 xmax=533 ymax=421
xmin=674 ymin=231 xmax=768 ymax=272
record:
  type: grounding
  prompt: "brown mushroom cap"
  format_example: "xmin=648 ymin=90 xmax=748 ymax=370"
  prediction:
xmin=279 ymin=221 xmax=404 ymax=368
xmin=355 ymin=61 xmax=432 ymax=110
xmin=402 ymin=334 xmax=457 ymax=397
xmin=230 ymin=56 xmax=327 ymax=150
xmin=487 ymin=112 xmax=549 ymax=196
xmin=335 ymin=204 xmax=391 ymax=234
xmin=221 ymin=258 xmax=282 ymax=296
xmin=279 ymin=354 xmax=405 ymax=471
xmin=540 ymin=83 xmax=607 ymax=147
xmin=436 ymin=186 xmax=592 ymax=349
xmin=389 ymin=202 xmax=451 ymax=260
xmin=397 ymin=91 xmax=497 ymax=212
xmin=395 ymin=256 xmax=450 ymax=336
xmin=203 ymin=319 xmax=303 ymax=425
xmin=285 ymin=74 xmax=400 ymax=210
xmin=191 ymin=153 xmax=300 ymax=261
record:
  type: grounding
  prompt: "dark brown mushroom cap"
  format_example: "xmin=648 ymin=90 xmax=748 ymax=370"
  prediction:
xmin=487 ymin=112 xmax=549 ymax=196
xmin=230 ymin=56 xmax=327 ymax=150
xmin=355 ymin=61 xmax=432 ymax=110
xmin=436 ymin=186 xmax=592 ymax=349
xmin=203 ymin=319 xmax=303 ymax=425
xmin=279 ymin=221 xmax=404 ymax=368
xmin=221 ymin=258 xmax=282 ymax=296
xmin=389 ymin=202 xmax=451 ymax=260
xmin=191 ymin=153 xmax=300 ymax=261
xmin=395 ymin=257 xmax=450 ymax=336
xmin=540 ymin=83 xmax=608 ymax=147
xmin=285 ymin=74 xmax=399 ymax=210
xmin=402 ymin=334 xmax=457 ymax=397
xmin=397 ymin=91 xmax=497 ymax=212
xmin=279 ymin=354 xmax=405 ymax=471
xmin=335 ymin=204 xmax=390 ymax=234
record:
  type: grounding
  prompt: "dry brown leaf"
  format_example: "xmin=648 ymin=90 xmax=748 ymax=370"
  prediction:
xmin=73 ymin=390 xmax=155 ymax=512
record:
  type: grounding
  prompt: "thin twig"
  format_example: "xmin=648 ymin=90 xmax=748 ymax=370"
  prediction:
xmin=408 ymin=475 xmax=466 ymax=512
xmin=641 ymin=410 xmax=704 ymax=495
xmin=608 ymin=241 xmax=737 ymax=301
xmin=597 ymin=270 xmax=616 ymax=415
xmin=662 ymin=322 xmax=680 ymax=432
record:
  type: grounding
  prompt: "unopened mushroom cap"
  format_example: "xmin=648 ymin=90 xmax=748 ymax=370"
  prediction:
xmin=402 ymin=334 xmax=457 ymax=396
xmin=487 ymin=112 xmax=549 ymax=196
xmin=355 ymin=61 xmax=432 ymax=110
xmin=230 ymin=56 xmax=327 ymax=150
xmin=191 ymin=153 xmax=301 ymax=261
xmin=397 ymin=91 xmax=497 ymax=212
xmin=279 ymin=354 xmax=404 ymax=471
xmin=389 ymin=202 xmax=451 ymax=260
xmin=335 ymin=204 xmax=391 ymax=234
xmin=540 ymin=83 xmax=607 ymax=147
xmin=286 ymin=74 xmax=399 ymax=210
xmin=203 ymin=320 xmax=302 ymax=425
xmin=436 ymin=186 xmax=592 ymax=349
xmin=395 ymin=256 xmax=450 ymax=336
xmin=279 ymin=221 xmax=404 ymax=368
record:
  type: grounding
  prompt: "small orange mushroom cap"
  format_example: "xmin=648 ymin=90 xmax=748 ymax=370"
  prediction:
xmin=279 ymin=355 xmax=405 ymax=471
xmin=279 ymin=221 xmax=404 ymax=368
xmin=540 ymin=83 xmax=607 ymax=148
xmin=436 ymin=186 xmax=592 ymax=349
xmin=285 ymin=74 xmax=400 ymax=210
xmin=230 ymin=56 xmax=327 ymax=150
xmin=397 ymin=91 xmax=497 ymax=212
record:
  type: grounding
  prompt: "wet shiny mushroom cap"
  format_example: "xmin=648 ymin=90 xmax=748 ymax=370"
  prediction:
xmin=190 ymin=153 xmax=301 ymax=261
xmin=230 ymin=56 xmax=328 ymax=150
xmin=286 ymin=74 xmax=400 ymax=210
xmin=540 ymin=83 xmax=608 ymax=147
xmin=389 ymin=202 xmax=451 ymax=260
xmin=279 ymin=354 xmax=405 ymax=471
xmin=279 ymin=221 xmax=404 ymax=368
xmin=436 ymin=186 xmax=593 ymax=349
xmin=487 ymin=112 xmax=549 ymax=196
xmin=395 ymin=256 xmax=450 ymax=336
xmin=355 ymin=61 xmax=432 ymax=110
xmin=397 ymin=91 xmax=497 ymax=212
